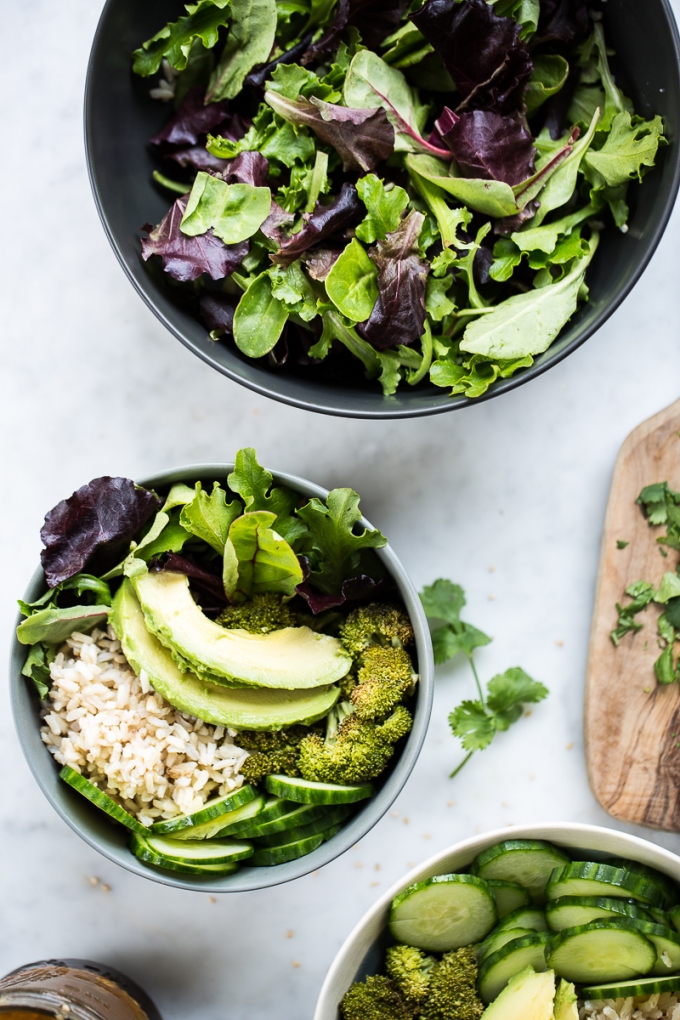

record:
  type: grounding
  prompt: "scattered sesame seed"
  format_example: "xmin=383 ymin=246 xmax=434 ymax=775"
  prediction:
xmin=286 ymin=930 xmax=294 ymax=939
xmin=208 ymin=896 xmax=216 ymax=904
xmin=354 ymin=862 xmax=363 ymax=868
xmin=89 ymin=877 xmax=99 ymax=886
xmin=390 ymin=811 xmax=399 ymax=818
xmin=423 ymin=834 xmax=431 ymax=840
xmin=100 ymin=883 xmax=111 ymax=893
xmin=447 ymin=801 xmax=455 ymax=807
xmin=292 ymin=961 xmax=300 ymax=969
xmin=370 ymin=881 xmax=380 ymax=887
xmin=566 ymin=743 xmax=573 ymax=750
xmin=489 ymin=595 xmax=496 ymax=601
xmin=374 ymin=863 xmax=381 ymax=871
xmin=556 ymin=640 xmax=564 ymax=647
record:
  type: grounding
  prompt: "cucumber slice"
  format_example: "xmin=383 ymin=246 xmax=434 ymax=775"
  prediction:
xmin=166 ymin=794 xmax=266 ymax=841
xmin=224 ymin=797 xmax=295 ymax=837
xmin=669 ymin=906 xmax=680 ymax=934
xmin=648 ymin=907 xmax=671 ymax=926
xmin=60 ymin=765 xmax=148 ymax=835
xmin=615 ymin=917 xmax=680 ymax=975
xmin=606 ymin=857 xmax=678 ymax=907
xmin=134 ymin=833 xmax=254 ymax=864
xmin=246 ymin=802 xmax=333 ymax=838
xmin=477 ymin=928 xmax=534 ymax=963
xmin=389 ymin=874 xmax=497 ymax=953
xmin=546 ymin=920 xmax=657 ymax=983
xmin=265 ymin=774 xmax=373 ymax=805
xmin=132 ymin=846 xmax=240 ymax=876
xmin=250 ymin=832 xmax=325 ymax=866
xmin=546 ymin=862 xmax=666 ymax=908
xmin=471 ymin=840 xmax=571 ymax=904
xmin=546 ymin=896 xmax=653 ymax=932
xmin=254 ymin=806 xmax=352 ymax=848
xmin=478 ymin=933 xmax=549 ymax=1003
xmin=581 ymin=974 xmax=680 ymax=999
xmin=495 ymin=907 xmax=548 ymax=933
xmin=150 ymin=786 xmax=258 ymax=835
xmin=486 ymin=880 xmax=531 ymax=918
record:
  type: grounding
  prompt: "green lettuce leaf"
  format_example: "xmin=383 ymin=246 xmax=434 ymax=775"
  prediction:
xmin=296 ymin=488 xmax=386 ymax=594
xmin=223 ymin=510 xmax=304 ymax=601
xmin=179 ymin=482 xmax=242 ymax=552
xmin=22 ymin=643 xmax=53 ymax=700
xmin=132 ymin=0 xmax=231 ymax=78
xmin=233 ymin=272 xmax=289 ymax=356
xmin=325 ymin=238 xmax=379 ymax=322
xmin=584 ymin=111 xmax=665 ymax=189
xmin=181 ymin=173 xmax=271 ymax=244
xmin=227 ymin=448 xmax=307 ymax=545
xmin=343 ymin=49 xmax=430 ymax=154
xmin=355 ymin=174 xmax=409 ymax=244
xmin=16 ymin=605 xmax=111 ymax=646
xmin=206 ymin=0 xmax=277 ymax=102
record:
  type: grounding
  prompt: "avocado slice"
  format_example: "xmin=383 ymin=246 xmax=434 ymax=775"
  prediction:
xmin=111 ymin=580 xmax=341 ymax=730
xmin=552 ymin=979 xmax=578 ymax=1020
xmin=133 ymin=570 xmax=352 ymax=689
xmin=481 ymin=967 xmax=556 ymax=1020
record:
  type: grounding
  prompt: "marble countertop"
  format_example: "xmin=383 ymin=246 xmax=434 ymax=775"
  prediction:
xmin=2 ymin=3 xmax=680 ymax=1018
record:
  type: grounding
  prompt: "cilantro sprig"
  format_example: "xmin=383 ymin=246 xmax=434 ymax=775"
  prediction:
xmin=419 ymin=579 xmax=548 ymax=777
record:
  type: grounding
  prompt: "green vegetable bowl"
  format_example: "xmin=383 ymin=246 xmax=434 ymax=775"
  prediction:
xmin=85 ymin=0 xmax=680 ymax=418
xmin=314 ymin=823 xmax=680 ymax=1019
xmin=10 ymin=463 xmax=433 ymax=892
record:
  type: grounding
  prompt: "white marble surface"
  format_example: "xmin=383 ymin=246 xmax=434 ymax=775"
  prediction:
xmin=2 ymin=3 xmax=680 ymax=1018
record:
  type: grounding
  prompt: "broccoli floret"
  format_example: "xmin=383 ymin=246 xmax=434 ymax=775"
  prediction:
xmin=340 ymin=975 xmax=414 ymax=1020
xmin=351 ymin=645 xmax=415 ymax=721
xmin=297 ymin=702 xmax=412 ymax=785
xmin=420 ymin=946 xmax=484 ymax=1020
xmin=340 ymin=603 xmax=414 ymax=657
xmin=217 ymin=592 xmax=297 ymax=633
xmin=236 ymin=725 xmax=315 ymax=785
xmin=385 ymin=945 xmax=436 ymax=1009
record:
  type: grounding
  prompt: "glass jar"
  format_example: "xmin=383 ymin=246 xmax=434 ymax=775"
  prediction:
xmin=0 ymin=961 xmax=161 ymax=1020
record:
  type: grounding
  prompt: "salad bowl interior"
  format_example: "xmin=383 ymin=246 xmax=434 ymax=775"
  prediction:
xmin=85 ymin=0 xmax=680 ymax=420
xmin=314 ymin=822 xmax=680 ymax=1020
xmin=10 ymin=463 xmax=434 ymax=892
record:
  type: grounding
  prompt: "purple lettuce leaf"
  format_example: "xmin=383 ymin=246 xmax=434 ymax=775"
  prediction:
xmin=154 ymin=552 xmax=227 ymax=614
xmin=357 ymin=210 xmax=428 ymax=350
xmin=167 ymin=147 xmax=233 ymax=173
xmin=219 ymin=150 xmax=270 ymax=186
xmin=304 ymin=0 xmax=409 ymax=65
xmin=260 ymin=200 xmax=295 ymax=244
xmin=436 ymin=108 xmax=536 ymax=186
xmin=199 ymin=293 xmax=236 ymax=334
xmin=304 ymin=249 xmax=341 ymax=281
xmin=271 ymin=182 xmax=364 ymax=265
xmin=536 ymin=0 xmax=588 ymax=44
xmin=410 ymin=0 xmax=532 ymax=114
xmin=150 ymin=88 xmax=233 ymax=147
xmin=296 ymin=558 xmax=390 ymax=612
xmin=141 ymin=194 xmax=249 ymax=282
xmin=265 ymin=91 xmax=394 ymax=172
xmin=41 ymin=478 xmax=162 ymax=587
xmin=245 ymin=33 xmax=314 ymax=89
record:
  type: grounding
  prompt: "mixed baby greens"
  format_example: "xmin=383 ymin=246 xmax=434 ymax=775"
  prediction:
xmin=420 ymin=579 xmax=548 ymax=776
xmin=134 ymin=0 xmax=664 ymax=399
xmin=17 ymin=450 xmax=421 ymax=874
xmin=612 ymin=482 xmax=680 ymax=687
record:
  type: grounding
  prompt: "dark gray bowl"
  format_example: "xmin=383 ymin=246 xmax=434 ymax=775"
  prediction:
xmin=84 ymin=0 xmax=680 ymax=419
xmin=10 ymin=464 xmax=434 ymax=892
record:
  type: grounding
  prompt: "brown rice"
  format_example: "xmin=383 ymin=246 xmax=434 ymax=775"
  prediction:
xmin=580 ymin=994 xmax=680 ymax=1020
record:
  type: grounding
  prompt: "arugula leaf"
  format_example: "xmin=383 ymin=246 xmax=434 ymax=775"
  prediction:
xmin=425 ymin=275 xmax=455 ymax=322
xmin=529 ymin=109 xmax=601 ymax=227
xmin=264 ymin=91 xmax=395 ymax=173
xmin=142 ymin=194 xmax=250 ymax=282
xmin=511 ymin=202 xmax=601 ymax=255
xmin=233 ymin=272 xmax=289 ymax=356
xmin=296 ymin=488 xmax=387 ymax=595
xmin=325 ymin=239 xmax=379 ymax=322
xmin=179 ymin=482 xmax=242 ymax=553
xmin=356 ymin=175 xmax=409 ymax=244
xmin=16 ymin=605 xmax=111 ymax=646
xmin=268 ymin=61 xmax=342 ymax=103
xmin=223 ymin=511 xmax=304 ymax=601
xmin=358 ymin=210 xmax=429 ymax=350
xmin=181 ymin=173 xmax=272 ymax=244
xmin=21 ymin=643 xmax=53 ymax=700
xmin=524 ymin=54 xmax=569 ymax=116
xmin=132 ymin=0 xmax=232 ymax=78
xmin=584 ymin=111 xmax=665 ymax=190
xmin=227 ymin=447 xmax=307 ymax=545
xmin=461 ymin=233 xmax=599 ymax=360
xmin=408 ymin=170 xmax=473 ymax=249
xmin=208 ymin=102 xmax=316 ymax=170
xmin=268 ymin=260 xmax=318 ymax=321
xmin=206 ymin=0 xmax=277 ymax=101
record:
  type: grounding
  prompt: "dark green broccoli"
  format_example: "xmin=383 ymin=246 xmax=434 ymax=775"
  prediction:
xmin=340 ymin=603 xmax=414 ymax=657
xmin=297 ymin=702 xmax=413 ymax=785
xmin=340 ymin=975 xmax=414 ymax=1020
xmin=420 ymin=946 xmax=484 ymax=1020
xmin=217 ymin=592 xmax=297 ymax=633
xmin=385 ymin=945 xmax=436 ymax=1010
xmin=351 ymin=645 xmax=415 ymax=721
xmin=236 ymin=725 xmax=315 ymax=785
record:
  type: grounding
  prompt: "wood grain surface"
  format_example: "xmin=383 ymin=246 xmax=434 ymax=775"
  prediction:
xmin=586 ymin=399 xmax=680 ymax=832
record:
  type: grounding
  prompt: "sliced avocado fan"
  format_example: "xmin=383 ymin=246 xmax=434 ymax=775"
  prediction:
xmin=133 ymin=571 xmax=352 ymax=689
xmin=111 ymin=580 xmax=341 ymax=730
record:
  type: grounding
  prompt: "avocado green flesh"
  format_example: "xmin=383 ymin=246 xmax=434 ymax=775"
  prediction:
xmin=133 ymin=571 xmax=352 ymax=689
xmin=481 ymin=966 xmax=556 ymax=1020
xmin=111 ymin=581 xmax=341 ymax=730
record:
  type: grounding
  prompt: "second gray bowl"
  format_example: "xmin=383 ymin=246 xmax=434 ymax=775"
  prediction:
xmin=10 ymin=463 xmax=434 ymax=892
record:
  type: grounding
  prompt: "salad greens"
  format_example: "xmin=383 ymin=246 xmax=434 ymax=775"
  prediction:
xmin=612 ymin=482 xmax=680 ymax=686
xmin=420 ymin=578 xmax=548 ymax=776
xmin=134 ymin=0 xmax=664 ymax=398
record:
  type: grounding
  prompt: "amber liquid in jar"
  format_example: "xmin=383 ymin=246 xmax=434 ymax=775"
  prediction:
xmin=0 ymin=961 xmax=161 ymax=1020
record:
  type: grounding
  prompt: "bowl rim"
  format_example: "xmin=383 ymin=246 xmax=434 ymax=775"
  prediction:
xmin=9 ymin=462 xmax=434 ymax=893
xmin=314 ymin=821 xmax=680 ymax=1020
xmin=83 ymin=0 xmax=680 ymax=420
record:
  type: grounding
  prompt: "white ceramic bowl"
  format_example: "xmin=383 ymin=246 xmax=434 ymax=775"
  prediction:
xmin=314 ymin=822 xmax=680 ymax=1020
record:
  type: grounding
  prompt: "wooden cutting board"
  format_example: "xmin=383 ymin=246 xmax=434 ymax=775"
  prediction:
xmin=586 ymin=398 xmax=680 ymax=832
